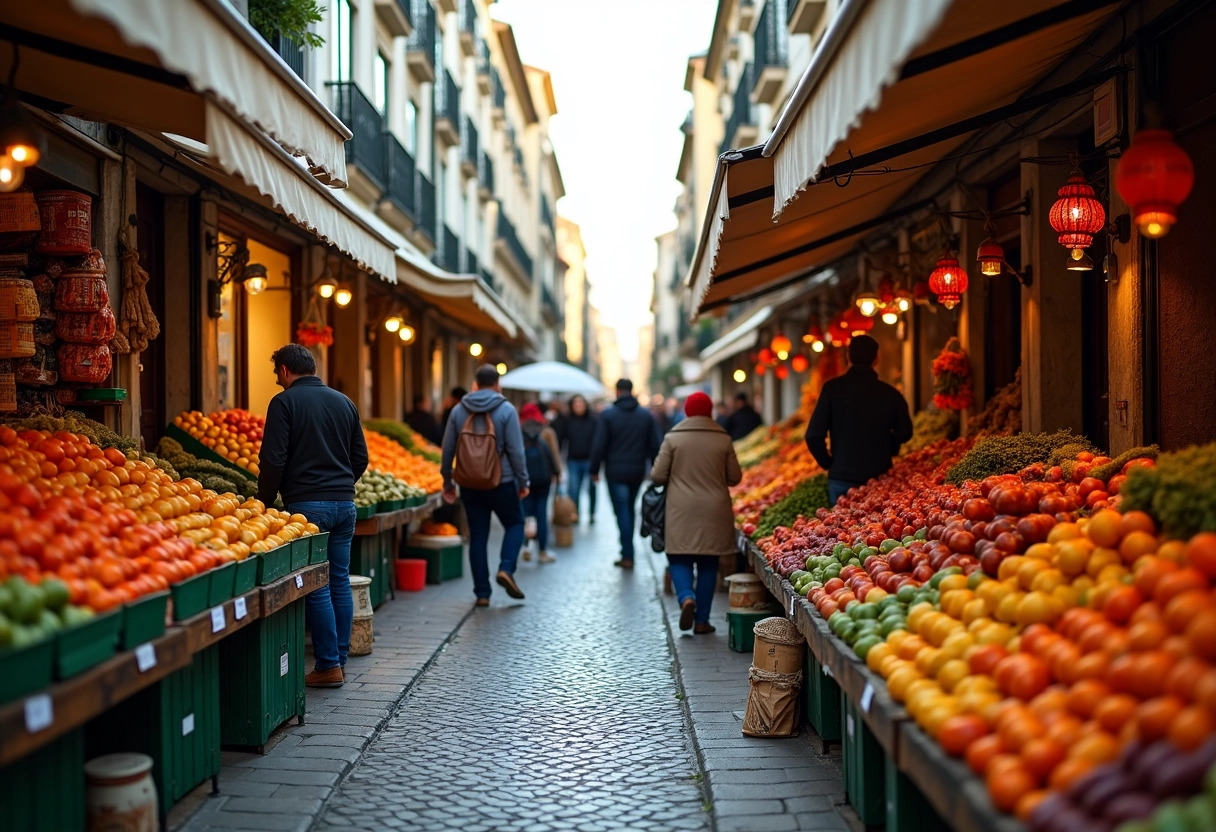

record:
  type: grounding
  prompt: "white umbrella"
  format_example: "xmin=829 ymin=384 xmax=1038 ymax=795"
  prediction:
xmin=498 ymin=361 xmax=606 ymax=396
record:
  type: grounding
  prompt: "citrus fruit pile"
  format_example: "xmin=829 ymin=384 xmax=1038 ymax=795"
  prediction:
xmin=363 ymin=428 xmax=443 ymax=493
xmin=173 ymin=409 xmax=263 ymax=475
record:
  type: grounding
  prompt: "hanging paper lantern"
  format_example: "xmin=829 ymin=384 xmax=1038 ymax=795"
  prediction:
xmin=791 ymin=354 xmax=809 ymax=373
xmin=775 ymin=365 xmax=789 ymax=380
xmin=843 ymin=305 xmax=874 ymax=335
xmin=757 ymin=347 xmax=775 ymax=364
xmin=828 ymin=310 xmax=850 ymax=346
xmin=1049 ymin=172 xmax=1106 ymax=260
xmin=928 ymin=252 xmax=968 ymax=310
xmin=877 ymin=275 xmax=895 ymax=302
xmin=976 ymin=237 xmax=1006 ymax=276
xmin=880 ymin=304 xmax=900 ymax=326
xmin=1115 ymin=129 xmax=1195 ymax=239
xmin=770 ymin=334 xmax=792 ymax=355
xmin=802 ymin=324 xmax=825 ymax=348
xmin=754 ymin=363 xmax=767 ymax=376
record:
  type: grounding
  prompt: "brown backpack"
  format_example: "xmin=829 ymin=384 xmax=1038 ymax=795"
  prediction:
xmin=452 ymin=408 xmax=503 ymax=490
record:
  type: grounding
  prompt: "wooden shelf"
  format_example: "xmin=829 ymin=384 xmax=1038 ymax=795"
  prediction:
xmin=261 ymin=562 xmax=329 ymax=617
xmin=354 ymin=493 xmax=441 ymax=536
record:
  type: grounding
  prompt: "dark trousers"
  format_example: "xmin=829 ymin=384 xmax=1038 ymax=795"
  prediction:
xmin=667 ymin=555 xmax=720 ymax=624
xmin=462 ymin=481 xmax=525 ymax=599
xmin=607 ymin=480 xmax=642 ymax=559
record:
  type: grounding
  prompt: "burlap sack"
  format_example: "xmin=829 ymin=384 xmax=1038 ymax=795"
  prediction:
xmin=742 ymin=667 xmax=803 ymax=738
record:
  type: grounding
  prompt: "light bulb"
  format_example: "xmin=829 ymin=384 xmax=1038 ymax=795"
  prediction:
xmin=733 ymin=369 xmax=747 ymax=383
xmin=881 ymin=310 xmax=899 ymax=325
xmin=244 ymin=275 xmax=267 ymax=295
xmin=811 ymin=340 xmax=825 ymax=353
xmin=0 ymin=154 xmax=24 ymax=192
xmin=317 ymin=281 xmax=337 ymax=299
xmin=496 ymin=363 xmax=507 ymax=375
xmin=1067 ymin=252 xmax=1094 ymax=272
xmin=469 ymin=342 xmax=483 ymax=357
xmin=1070 ymin=248 xmax=1085 ymax=261
xmin=384 ymin=316 xmax=403 ymax=333
xmin=334 ymin=288 xmax=353 ymax=307
xmin=776 ymin=350 xmax=789 ymax=361
xmin=1137 ymin=212 xmax=1173 ymax=238
xmin=398 ymin=325 xmax=415 ymax=343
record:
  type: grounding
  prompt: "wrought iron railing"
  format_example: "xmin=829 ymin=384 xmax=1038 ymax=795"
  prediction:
xmin=491 ymin=67 xmax=506 ymax=110
xmin=385 ymin=135 xmax=416 ymax=220
xmin=436 ymin=70 xmax=461 ymax=132
xmin=328 ymin=81 xmax=387 ymax=188
xmin=416 ymin=170 xmax=436 ymax=243
xmin=462 ymin=117 xmax=479 ymax=167
xmin=266 ymin=32 xmax=305 ymax=78
xmin=478 ymin=151 xmax=495 ymax=194
xmin=720 ymin=63 xmax=755 ymax=154
xmin=466 ymin=249 xmax=478 ymax=276
xmin=437 ymin=225 xmax=460 ymax=273
xmin=459 ymin=0 xmax=477 ymax=33
xmin=496 ymin=212 xmax=533 ymax=279
xmin=541 ymin=196 xmax=554 ymax=235
xmin=754 ymin=0 xmax=789 ymax=71
xmin=407 ymin=0 xmax=435 ymax=61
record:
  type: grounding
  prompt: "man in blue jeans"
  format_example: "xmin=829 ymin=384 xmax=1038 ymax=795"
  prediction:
xmin=441 ymin=364 xmax=529 ymax=605
xmin=589 ymin=379 xmax=661 ymax=569
xmin=258 ymin=344 xmax=367 ymax=689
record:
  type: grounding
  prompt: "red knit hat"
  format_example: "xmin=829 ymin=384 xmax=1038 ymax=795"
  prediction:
xmin=684 ymin=392 xmax=713 ymax=418
xmin=519 ymin=402 xmax=545 ymax=423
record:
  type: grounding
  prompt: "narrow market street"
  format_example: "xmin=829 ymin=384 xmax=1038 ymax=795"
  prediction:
xmin=173 ymin=503 xmax=852 ymax=832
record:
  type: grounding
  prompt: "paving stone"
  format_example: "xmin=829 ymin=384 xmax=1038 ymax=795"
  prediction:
xmin=717 ymin=814 xmax=801 ymax=832
xmin=796 ymin=810 xmax=852 ymax=830
xmin=217 ymin=797 xmax=323 ymax=815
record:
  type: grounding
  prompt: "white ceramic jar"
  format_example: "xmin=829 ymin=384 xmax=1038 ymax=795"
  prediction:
xmin=84 ymin=752 xmax=158 ymax=832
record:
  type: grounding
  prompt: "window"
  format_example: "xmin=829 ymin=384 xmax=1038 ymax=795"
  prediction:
xmin=330 ymin=0 xmax=352 ymax=82
xmin=373 ymin=51 xmax=389 ymax=113
xmin=405 ymin=99 xmax=418 ymax=154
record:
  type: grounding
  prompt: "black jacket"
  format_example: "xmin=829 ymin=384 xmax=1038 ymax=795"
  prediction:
xmin=258 ymin=376 xmax=369 ymax=505
xmin=805 ymin=366 xmax=913 ymax=484
xmin=562 ymin=413 xmax=598 ymax=461
xmin=589 ymin=396 xmax=661 ymax=483
xmin=726 ymin=404 xmax=763 ymax=441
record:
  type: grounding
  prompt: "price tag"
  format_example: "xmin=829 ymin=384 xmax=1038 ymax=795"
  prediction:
xmin=861 ymin=683 xmax=875 ymax=713
xmin=135 ymin=643 xmax=157 ymax=672
xmin=369 ymin=568 xmax=375 ymax=579
xmin=280 ymin=652 xmax=289 ymax=677
xmin=846 ymin=713 xmax=855 ymax=738
xmin=295 ymin=574 xmax=304 ymax=589
xmin=210 ymin=606 xmax=226 ymax=633
xmin=234 ymin=596 xmax=248 ymax=620
xmin=789 ymin=595 xmax=796 ymax=616
xmin=181 ymin=713 xmax=194 ymax=736
xmin=24 ymin=694 xmax=53 ymax=734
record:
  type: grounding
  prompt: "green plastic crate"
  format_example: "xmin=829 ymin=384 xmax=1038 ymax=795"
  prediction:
xmin=0 ymin=635 xmax=55 ymax=704
xmin=0 ymin=727 xmax=84 ymax=831
xmin=122 ymin=591 xmax=168 ymax=650
xmin=355 ymin=504 xmax=376 ymax=520
xmin=805 ymin=648 xmax=842 ymax=743
xmin=206 ymin=561 xmax=236 ymax=607
xmin=726 ymin=610 xmax=771 ymax=653
xmin=233 ymin=557 xmax=258 ymax=596
xmin=309 ymin=532 xmax=329 ymax=565
xmin=842 ymin=691 xmax=888 ymax=826
xmin=55 ymin=607 xmax=122 ymax=679
xmin=289 ymin=538 xmax=309 ymax=571
xmin=170 ymin=571 xmax=210 ymax=621
xmin=256 ymin=545 xmax=291 ymax=585
xmin=886 ymin=759 xmax=947 ymax=832
xmin=406 ymin=494 xmax=426 ymax=508
xmin=403 ymin=543 xmax=463 ymax=585
xmin=352 ymin=530 xmax=393 ymax=608
xmin=219 ymin=599 xmax=306 ymax=749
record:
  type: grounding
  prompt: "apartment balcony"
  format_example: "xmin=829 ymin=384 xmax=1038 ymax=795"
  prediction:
xmin=540 ymin=196 xmax=554 ymax=237
xmin=476 ymin=38 xmax=491 ymax=95
xmin=466 ymin=248 xmax=478 ymax=276
xmin=264 ymin=32 xmax=305 ymax=79
xmin=461 ymin=117 xmax=479 ymax=178
xmin=541 ymin=284 xmax=561 ymax=324
xmin=435 ymin=224 xmax=460 ymax=273
xmin=788 ymin=0 xmax=826 ymax=34
xmin=480 ymin=268 xmax=498 ymax=294
xmin=739 ymin=0 xmax=758 ymax=31
xmin=373 ymin=0 xmax=412 ymax=38
xmin=720 ymin=63 xmax=759 ymax=154
xmin=435 ymin=69 xmax=461 ymax=148
xmin=495 ymin=212 xmax=533 ymax=282
xmin=384 ymin=134 xmax=416 ymax=222
xmin=406 ymin=0 xmax=436 ymax=82
xmin=415 ymin=170 xmax=436 ymax=244
xmin=328 ymin=81 xmax=387 ymax=190
xmin=477 ymin=151 xmax=494 ymax=201
xmin=458 ymin=0 xmax=477 ymax=57
xmin=753 ymin=0 xmax=790 ymax=105
xmin=490 ymin=67 xmax=506 ymax=125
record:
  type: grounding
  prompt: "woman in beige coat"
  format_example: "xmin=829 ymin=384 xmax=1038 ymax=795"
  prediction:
xmin=650 ymin=392 xmax=743 ymax=633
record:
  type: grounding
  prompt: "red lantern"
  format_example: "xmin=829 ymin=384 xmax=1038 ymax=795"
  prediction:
xmin=976 ymin=237 xmax=1005 ymax=276
xmin=1115 ymin=129 xmax=1195 ymax=239
xmin=775 ymin=365 xmax=789 ymax=380
xmin=754 ymin=363 xmax=767 ymax=376
xmin=1049 ymin=172 xmax=1106 ymax=259
xmin=803 ymin=324 xmax=825 ymax=346
xmin=791 ymin=354 xmax=809 ymax=373
xmin=770 ymin=334 xmax=792 ymax=355
xmin=928 ymin=252 xmax=968 ymax=310
xmin=843 ymin=306 xmax=873 ymax=335
xmin=757 ymin=347 xmax=775 ymax=364
xmin=828 ymin=311 xmax=850 ymax=346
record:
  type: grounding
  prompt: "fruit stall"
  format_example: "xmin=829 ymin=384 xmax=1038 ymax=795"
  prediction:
xmin=727 ymin=364 xmax=1216 ymax=832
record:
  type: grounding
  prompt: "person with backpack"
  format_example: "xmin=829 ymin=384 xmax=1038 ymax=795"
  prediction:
xmin=518 ymin=402 xmax=563 ymax=564
xmin=440 ymin=365 xmax=529 ymax=606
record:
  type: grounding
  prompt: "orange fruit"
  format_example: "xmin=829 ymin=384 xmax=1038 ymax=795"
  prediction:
xmin=1164 ymin=589 xmax=1211 ymax=633
xmin=1120 ymin=510 xmax=1158 ymax=537
xmin=1093 ymin=694 xmax=1139 ymax=734
xmin=1087 ymin=510 xmax=1125 ymax=548
xmin=1185 ymin=532 xmax=1216 ymax=578
xmin=938 ymin=714 xmax=990 ymax=756
xmin=1070 ymin=730 xmax=1120 ymax=764
xmin=1049 ymin=756 xmax=1097 ymax=790
xmin=1168 ymin=705 xmax=1216 ymax=751
xmin=1135 ymin=695 xmax=1185 ymax=742
xmin=1165 ymin=657 xmax=1213 ymax=701
xmin=987 ymin=761 xmax=1037 ymax=812
xmin=966 ymin=733 xmax=1006 ymax=775
xmin=1186 ymin=608 xmax=1216 ymax=662
xmin=1127 ymin=618 xmax=1169 ymax=652
xmin=1119 ymin=530 xmax=1160 ymax=564
xmin=1067 ymin=679 xmax=1112 ymax=719
xmin=1155 ymin=568 xmax=1210 ymax=605
xmin=1015 ymin=790 xmax=1050 ymax=822
xmin=1044 ymin=714 xmax=1085 ymax=748
xmin=1020 ymin=737 xmax=1067 ymax=781
xmin=1103 ymin=586 xmax=1145 ymax=624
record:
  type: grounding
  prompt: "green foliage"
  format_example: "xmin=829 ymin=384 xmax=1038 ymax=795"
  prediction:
xmin=1088 ymin=445 xmax=1159 ymax=483
xmin=249 ymin=0 xmax=326 ymax=48
xmin=753 ymin=474 xmax=829 ymax=539
xmin=945 ymin=430 xmax=1097 ymax=486
xmin=157 ymin=436 xmax=256 ymax=499
xmin=1120 ymin=443 xmax=1216 ymax=540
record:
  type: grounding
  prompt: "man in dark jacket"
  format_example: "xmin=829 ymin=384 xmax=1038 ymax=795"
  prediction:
xmin=590 ymin=379 xmax=661 ymax=569
xmin=258 ymin=344 xmax=368 ymax=689
xmin=726 ymin=392 xmax=763 ymax=440
xmin=806 ymin=335 xmax=913 ymax=507
xmin=404 ymin=394 xmax=441 ymax=445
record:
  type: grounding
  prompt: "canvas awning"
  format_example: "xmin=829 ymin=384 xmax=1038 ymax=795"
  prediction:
xmin=691 ymin=0 xmax=1123 ymax=316
xmin=699 ymin=305 xmax=772 ymax=370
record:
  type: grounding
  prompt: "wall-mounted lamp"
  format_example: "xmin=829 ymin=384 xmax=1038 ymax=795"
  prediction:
xmin=0 ymin=47 xmax=45 ymax=193
xmin=469 ymin=342 xmax=484 ymax=357
xmin=398 ymin=325 xmax=416 ymax=344
xmin=384 ymin=315 xmax=404 ymax=333
xmin=207 ymin=234 xmax=269 ymax=315
xmin=334 ymin=286 xmax=353 ymax=307
xmin=315 ymin=263 xmax=337 ymax=299
xmin=243 ymin=263 xmax=268 ymax=295
xmin=733 ymin=369 xmax=747 ymax=383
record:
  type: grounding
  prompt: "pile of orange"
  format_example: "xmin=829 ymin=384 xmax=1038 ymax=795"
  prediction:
xmin=173 ymin=410 xmax=261 ymax=475
xmin=364 ymin=430 xmax=443 ymax=493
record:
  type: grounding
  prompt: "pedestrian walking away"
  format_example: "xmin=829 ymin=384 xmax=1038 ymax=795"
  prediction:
xmin=561 ymin=393 xmax=599 ymax=524
xmin=589 ymin=378 xmax=661 ymax=570
xmin=439 ymin=386 xmax=468 ymax=439
xmin=441 ymin=364 xmax=529 ymax=605
xmin=257 ymin=344 xmax=368 ymax=689
xmin=725 ymin=391 xmax=764 ymax=441
xmin=518 ymin=402 xmax=563 ymax=564
xmin=650 ymin=392 xmax=742 ymax=634
xmin=806 ymin=334 xmax=914 ymax=506
xmin=404 ymin=393 xmax=442 ymax=445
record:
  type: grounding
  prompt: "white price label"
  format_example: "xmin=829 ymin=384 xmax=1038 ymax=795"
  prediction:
xmin=210 ymin=606 xmax=226 ymax=633
xmin=181 ymin=713 xmax=194 ymax=736
xmin=234 ymin=597 xmax=248 ymax=620
xmin=789 ymin=595 xmax=796 ymax=616
xmin=280 ymin=652 xmax=289 ymax=677
xmin=135 ymin=643 xmax=157 ymax=672
xmin=369 ymin=568 xmax=375 ymax=578
xmin=24 ymin=694 xmax=52 ymax=733
xmin=295 ymin=574 xmax=304 ymax=589
xmin=861 ymin=683 xmax=875 ymax=713
xmin=846 ymin=713 xmax=855 ymax=738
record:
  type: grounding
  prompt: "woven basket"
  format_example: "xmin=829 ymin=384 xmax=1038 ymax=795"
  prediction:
xmin=0 ymin=360 xmax=15 ymax=412
xmin=0 ymin=321 xmax=35 ymax=358
xmin=0 ymin=276 xmax=40 ymax=322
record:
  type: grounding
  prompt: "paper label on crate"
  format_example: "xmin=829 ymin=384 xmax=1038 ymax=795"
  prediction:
xmin=234 ymin=597 xmax=248 ymax=620
xmin=295 ymin=574 xmax=304 ymax=589
xmin=861 ymin=683 xmax=875 ymax=713
xmin=135 ymin=643 xmax=157 ymax=672
xmin=846 ymin=713 xmax=854 ymax=738
xmin=182 ymin=713 xmax=195 ymax=736
xmin=280 ymin=652 xmax=289 ymax=677
xmin=210 ymin=606 xmax=226 ymax=633
xmin=369 ymin=568 xmax=375 ymax=578
xmin=24 ymin=694 xmax=52 ymax=733
xmin=789 ymin=595 xmax=795 ymax=616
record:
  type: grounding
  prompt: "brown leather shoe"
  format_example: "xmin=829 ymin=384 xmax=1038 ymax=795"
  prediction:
xmin=474 ymin=598 xmax=490 ymax=607
xmin=679 ymin=599 xmax=696 ymax=631
xmin=614 ymin=559 xmax=635 ymax=570
xmin=306 ymin=666 xmax=344 ymax=688
xmin=693 ymin=623 xmax=717 ymax=635
xmin=496 ymin=571 xmax=525 ymax=599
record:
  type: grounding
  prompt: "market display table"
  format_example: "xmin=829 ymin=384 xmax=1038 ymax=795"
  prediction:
xmin=352 ymin=493 xmax=442 ymax=608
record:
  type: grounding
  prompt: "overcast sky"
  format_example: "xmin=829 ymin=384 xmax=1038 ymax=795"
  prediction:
xmin=492 ymin=0 xmax=718 ymax=362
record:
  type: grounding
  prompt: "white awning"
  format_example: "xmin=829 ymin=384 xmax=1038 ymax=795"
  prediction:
xmin=395 ymin=244 xmax=531 ymax=343
xmin=699 ymin=305 xmax=772 ymax=370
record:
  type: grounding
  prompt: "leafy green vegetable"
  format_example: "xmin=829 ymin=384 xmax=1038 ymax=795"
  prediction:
xmin=946 ymin=430 xmax=1097 ymax=486
xmin=1087 ymin=445 xmax=1159 ymax=483
xmin=1119 ymin=443 xmax=1216 ymax=540
xmin=753 ymin=474 xmax=829 ymax=539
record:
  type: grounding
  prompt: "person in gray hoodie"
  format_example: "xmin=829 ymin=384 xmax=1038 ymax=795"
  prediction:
xmin=441 ymin=365 xmax=530 ymax=605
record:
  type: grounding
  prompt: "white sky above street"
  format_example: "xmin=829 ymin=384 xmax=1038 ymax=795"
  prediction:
xmin=492 ymin=0 xmax=718 ymax=362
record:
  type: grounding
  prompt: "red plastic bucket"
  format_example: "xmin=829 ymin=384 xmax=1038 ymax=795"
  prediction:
xmin=395 ymin=558 xmax=427 ymax=592
xmin=36 ymin=191 xmax=93 ymax=255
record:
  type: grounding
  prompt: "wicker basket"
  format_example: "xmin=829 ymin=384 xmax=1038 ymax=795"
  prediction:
xmin=0 ymin=276 xmax=40 ymax=322
xmin=55 ymin=272 xmax=109 ymax=312
xmin=0 ymin=321 xmax=35 ymax=358
xmin=0 ymin=359 xmax=15 ymax=412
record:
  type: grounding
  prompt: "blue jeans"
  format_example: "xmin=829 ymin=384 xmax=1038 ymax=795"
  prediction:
xmin=667 ymin=555 xmax=720 ymax=624
xmin=828 ymin=478 xmax=866 ymax=507
xmin=566 ymin=458 xmax=596 ymax=518
xmin=288 ymin=501 xmax=357 ymax=672
xmin=521 ymin=483 xmax=552 ymax=551
xmin=461 ymin=481 xmax=525 ymax=599
xmin=607 ymin=480 xmax=642 ymax=559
